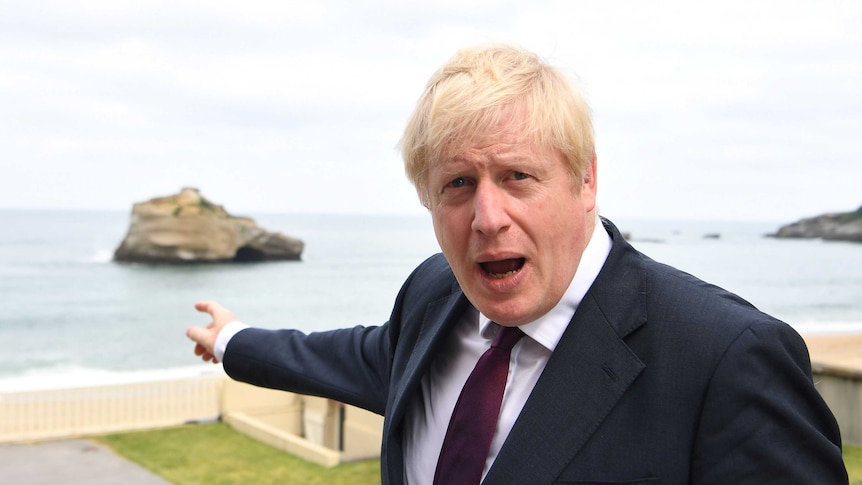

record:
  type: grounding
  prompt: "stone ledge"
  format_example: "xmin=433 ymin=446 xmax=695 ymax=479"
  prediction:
xmin=223 ymin=411 xmax=341 ymax=467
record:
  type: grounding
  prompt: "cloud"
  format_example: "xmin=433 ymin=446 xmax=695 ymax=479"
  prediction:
xmin=0 ymin=0 xmax=860 ymax=220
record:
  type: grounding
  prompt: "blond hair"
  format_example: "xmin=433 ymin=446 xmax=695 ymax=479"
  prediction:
xmin=400 ymin=44 xmax=595 ymax=208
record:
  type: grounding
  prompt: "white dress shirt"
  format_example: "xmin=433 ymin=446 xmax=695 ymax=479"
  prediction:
xmin=214 ymin=220 xmax=612 ymax=484
xmin=403 ymin=220 xmax=612 ymax=484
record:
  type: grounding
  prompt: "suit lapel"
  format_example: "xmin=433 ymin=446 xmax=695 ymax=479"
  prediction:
xmin=382 ymin=287 xmax=469 ymax=484
xmin=484 ymin=297 xmax=645 ymax=483
xmin=389 ymin=290 xmax=469 ymax=426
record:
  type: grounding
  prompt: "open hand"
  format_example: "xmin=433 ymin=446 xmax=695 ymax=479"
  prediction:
xmin=185 ymin=300 xmax=238 ymax=364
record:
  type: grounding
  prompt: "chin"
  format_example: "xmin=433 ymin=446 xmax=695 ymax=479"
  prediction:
xmin=477 ymin=304 xmax=534 ymax=327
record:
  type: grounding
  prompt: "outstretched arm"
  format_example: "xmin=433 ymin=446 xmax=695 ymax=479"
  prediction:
xmin=186 ymin=300 xmax=239 ymax=364
xmin=184 ymin=299 xmax=393 ymax=413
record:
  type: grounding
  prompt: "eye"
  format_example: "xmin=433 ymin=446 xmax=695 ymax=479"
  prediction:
xmin=512 ymin=172 xmax=530 ymax=181
xmin=449 ymin=177 xmax=467 ymax=188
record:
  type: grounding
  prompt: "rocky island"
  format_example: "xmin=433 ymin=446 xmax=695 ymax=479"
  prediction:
xmin=113 ymin=188 xmax=304 ymax=263
xmin=769 ymin=204 xmax=862 ymax=243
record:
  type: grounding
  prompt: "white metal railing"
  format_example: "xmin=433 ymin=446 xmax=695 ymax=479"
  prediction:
xmin=0 ymin=376 xmax=223 ymax=442
xmin=0 ymin=375 xmax=384 ymax=467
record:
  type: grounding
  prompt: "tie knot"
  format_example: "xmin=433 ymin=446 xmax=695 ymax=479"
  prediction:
xmin=491 ymin=325 xmax=525 ymax=351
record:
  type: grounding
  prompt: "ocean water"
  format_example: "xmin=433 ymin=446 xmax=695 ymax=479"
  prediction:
xmin=1 ymin=210 xmax=861 ymax=391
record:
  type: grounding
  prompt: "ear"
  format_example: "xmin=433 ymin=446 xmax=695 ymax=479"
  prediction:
xmin=581 ymin=152 xmax=598 ymax=211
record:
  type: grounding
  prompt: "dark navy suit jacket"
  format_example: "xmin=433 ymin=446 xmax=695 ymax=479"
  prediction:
xmin=224 ymin=219 xmax=846 ymax=484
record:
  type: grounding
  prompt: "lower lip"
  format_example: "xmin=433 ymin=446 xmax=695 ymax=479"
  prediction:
xmin=477 ymin=264 xmax=525 ymax=292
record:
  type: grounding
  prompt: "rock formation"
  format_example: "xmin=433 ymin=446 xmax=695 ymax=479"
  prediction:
xmin=113 ymin=188 xmax=304 ymax=263
xmin=769 ymin=205 xmax=862 ymax=243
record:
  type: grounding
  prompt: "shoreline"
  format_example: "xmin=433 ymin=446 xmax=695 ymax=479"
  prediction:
xmin=0 ymin=364 xmax=225 ymax=393
xmin=805 ymin=333 xmax=862 ymax=376
xmin=1 ymin=331 xmax=860 ymax=393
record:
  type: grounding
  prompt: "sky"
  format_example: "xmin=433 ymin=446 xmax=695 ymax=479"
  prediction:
xmin=1 ymin=0 xmax=860 ymax=221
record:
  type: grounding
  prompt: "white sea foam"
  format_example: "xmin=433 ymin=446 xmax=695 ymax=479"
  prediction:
xmin=84 ymin=248 xmax=115 ymax=264
xmin=793 ymin=321 xmax=862 ymax=336
xmin=0 ymin=364 xmax=225 ymax=393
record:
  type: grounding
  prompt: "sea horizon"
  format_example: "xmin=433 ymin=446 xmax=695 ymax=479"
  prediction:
xmin=2 ymin=209 xmax=861 ymax=392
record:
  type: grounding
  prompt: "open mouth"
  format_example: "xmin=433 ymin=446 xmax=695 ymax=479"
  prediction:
xmin=480 ymin=258 xmax=525 ymax=279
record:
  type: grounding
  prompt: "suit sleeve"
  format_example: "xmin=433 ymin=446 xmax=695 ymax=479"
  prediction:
xmin=222 ymin=323 xmax=392 ymax=415
xmin=690 ymin=321 xmax=847 ymax=484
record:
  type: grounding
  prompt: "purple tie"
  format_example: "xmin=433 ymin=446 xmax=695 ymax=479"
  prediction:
xmin=433 ymin=325 xmax=525 ymax=485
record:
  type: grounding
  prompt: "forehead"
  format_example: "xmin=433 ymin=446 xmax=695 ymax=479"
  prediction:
xmin=437 ymin=132 xmax=555 ymax=172
xmin=441 ymin=114 xmax=539 ymax=161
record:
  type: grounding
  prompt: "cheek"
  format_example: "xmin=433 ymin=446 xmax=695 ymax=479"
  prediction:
xmin=543 ymin=206 xmax=586 ymax=259
xmin=434 ymin=214 xmax=476 ymax=274
xmin=431 ymin=209 xmax=460 ymax=253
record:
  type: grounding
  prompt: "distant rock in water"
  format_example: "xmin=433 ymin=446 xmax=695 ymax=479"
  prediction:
xmin=769 ymin=205 xmax=862 ymax=243
xmin=113 ymin=187 xmax=304 ymax=263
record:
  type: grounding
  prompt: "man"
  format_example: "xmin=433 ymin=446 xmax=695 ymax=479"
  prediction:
xmin=187 ymin=44 xmax=847 ymax=484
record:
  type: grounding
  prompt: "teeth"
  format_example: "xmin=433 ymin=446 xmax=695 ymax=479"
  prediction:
xmin=490 ymin=269 xmax=518 ymax=279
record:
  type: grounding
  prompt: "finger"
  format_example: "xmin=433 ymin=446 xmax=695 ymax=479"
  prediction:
xmin=186 ymin=326 xmax=204 ymax=343
xmin=195 ymin=301 xmax=238 ymax=325
xmin=195 ymin=300 xmax=225 ymax=316
xmin=194 ymin=300 xmax=220 ymax=317
xmin=198 ymin=350 xmax=219 ymax=364
xmin=187 ymin=327 xmax=215 ymax=352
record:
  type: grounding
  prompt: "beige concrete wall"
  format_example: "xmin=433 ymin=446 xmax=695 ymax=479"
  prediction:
xmin=806 ymin=335 xmax=862 ymax=446
xmin=342 ymin=404 xmax=384 ymax=462
xmin=224 ymin=411 xmax=341 ymax=467
xmin=302 ymin=395 xmax=340 ymax=450
xmin=221 ymin=380 xmax=303 ymax=435
xmin=219 ymin=382 xmax=383 ymax=467
xmin=813 ymin=369 xmax=862 ymax=446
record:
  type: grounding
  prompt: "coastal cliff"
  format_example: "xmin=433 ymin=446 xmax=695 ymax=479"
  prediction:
xmin=113 ymin=188 xmax=304 ymax=263
xmin=770 ymin=205 xmax=862 ymax=243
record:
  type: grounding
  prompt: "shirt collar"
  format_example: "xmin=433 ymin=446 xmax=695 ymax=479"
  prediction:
xmin=479 ymin=216 xmax=612 ymax=351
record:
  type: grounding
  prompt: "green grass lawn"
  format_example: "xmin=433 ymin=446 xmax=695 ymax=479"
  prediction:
xmin=845 ymin=445 xmax=862 ymax=485
xmin=95 ymin=422 xmax=380 ymax=485
xmin=97 ymin=422 xmax=862 ymax=484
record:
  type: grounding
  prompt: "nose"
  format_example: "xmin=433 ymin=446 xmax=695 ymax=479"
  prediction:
xmin=471 ymin=182 xmax=511 ymax=235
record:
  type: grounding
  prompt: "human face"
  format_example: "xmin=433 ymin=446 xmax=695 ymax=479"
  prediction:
xmin=428 ymin=120 xmax=597 ymax=327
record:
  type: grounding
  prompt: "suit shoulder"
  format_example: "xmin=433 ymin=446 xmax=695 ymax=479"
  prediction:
xmin=401 ymin=253 xmax=459 ymax=301
xmin=636 ymin=252 xmax=802 ymax=349
xmin=641 ymin=255 xmax=755 ymax=314
xmin=387 ymin=253 xmax=460 ymax=325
